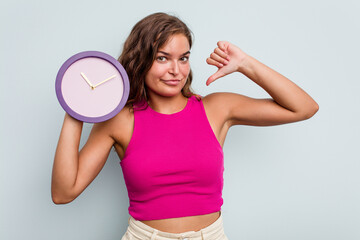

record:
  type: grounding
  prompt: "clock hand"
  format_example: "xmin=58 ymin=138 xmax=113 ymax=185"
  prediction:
xmin=93 ymin=75 xmax=116 ymax=88
xmin=80 ymin=72 xmax=94 ymax=89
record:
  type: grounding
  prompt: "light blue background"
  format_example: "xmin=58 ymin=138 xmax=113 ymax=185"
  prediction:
xmin=1 ymin=0 xmax=359 ymax=239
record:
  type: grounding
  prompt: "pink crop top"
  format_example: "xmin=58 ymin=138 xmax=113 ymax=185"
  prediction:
xmin=120 ymin=95 xmax=224 ymax=221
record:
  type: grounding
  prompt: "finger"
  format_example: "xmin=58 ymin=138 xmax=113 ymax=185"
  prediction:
xmin=206 ymin=57 xmax=224 ymax=68
xmin=214 ymin=47 xmax=230 ymax=61
xmin=210 ymin=52 xmax=229 ymax=65
xmin=217 ymin=41 xmax=228 ymax=53
xmin=206 ymin=70 xmax=226 ymax=86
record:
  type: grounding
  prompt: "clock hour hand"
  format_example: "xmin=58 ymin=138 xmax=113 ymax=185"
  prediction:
xmin=80 ymin=72 xmax=94 ymax=89
xmin=93 ymin=75 xmax=116 ymax=88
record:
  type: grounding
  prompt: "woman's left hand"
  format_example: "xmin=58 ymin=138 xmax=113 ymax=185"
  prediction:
xmin=206 ymin=41 xmax=248 ymax=86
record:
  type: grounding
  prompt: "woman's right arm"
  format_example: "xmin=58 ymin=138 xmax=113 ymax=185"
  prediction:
xmin=51 ymin=113 xmax=115 ymax=204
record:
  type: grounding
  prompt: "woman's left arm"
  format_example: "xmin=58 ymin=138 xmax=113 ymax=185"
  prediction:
xmin=206 ymin=41 xmax=319 ymax=127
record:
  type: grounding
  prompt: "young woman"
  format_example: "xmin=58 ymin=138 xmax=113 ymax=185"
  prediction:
xmin=52 ymin=12 xmax=318 ymax=240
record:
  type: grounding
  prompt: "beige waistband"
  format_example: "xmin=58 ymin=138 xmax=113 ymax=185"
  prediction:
xmin=127 ymin=212 xmax=225 ymax=240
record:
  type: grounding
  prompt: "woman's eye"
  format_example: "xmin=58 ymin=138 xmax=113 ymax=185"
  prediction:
xmin=157 ymin=56 xmax=167 ymax=62
xmin=180 ymin=56 xmax=189 ymax=62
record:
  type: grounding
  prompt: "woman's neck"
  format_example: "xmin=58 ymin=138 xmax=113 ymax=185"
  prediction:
xmin=147 ymin=94 xmax=188 ymax=115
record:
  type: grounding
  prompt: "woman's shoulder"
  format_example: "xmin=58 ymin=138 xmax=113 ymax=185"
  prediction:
xmin=201 ymin=92 xmax=247 ymax=107
xmin=104 ymin=105 xmax=134 ymax=152
xmin=201 ymin=92 xmax=237 ymax=123
xmin=112 ymin=105 xmax=134 ymax=132
xmin=201 ymin=92 xmax=231 ymax=109
xmin=104 ymin=105 xmax=134 ymax=127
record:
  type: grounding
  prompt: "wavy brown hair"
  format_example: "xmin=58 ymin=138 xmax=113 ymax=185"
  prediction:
xmin=118 ymin=12 xmax=201 ymax=111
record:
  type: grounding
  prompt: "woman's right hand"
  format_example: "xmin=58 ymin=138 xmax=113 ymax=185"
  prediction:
xmin=51 ymin=113 xmax=115 ymax=204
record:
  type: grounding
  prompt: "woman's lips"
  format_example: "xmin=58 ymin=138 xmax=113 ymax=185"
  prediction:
xmin=161 ymin=79 xmax=181 ymax=86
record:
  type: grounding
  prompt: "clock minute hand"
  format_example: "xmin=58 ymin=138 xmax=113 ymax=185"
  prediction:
xmin=80 ymin=72 xmax=94 ymax=89
xmin=93 ymin=75 xmax=116 ymax=88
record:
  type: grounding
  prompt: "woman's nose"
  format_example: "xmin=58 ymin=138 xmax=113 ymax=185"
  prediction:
xmin=169 ymin=61 xmax=179 ymax=75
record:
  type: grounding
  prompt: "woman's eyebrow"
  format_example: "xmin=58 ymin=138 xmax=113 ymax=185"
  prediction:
xmin=158 ymin=51 xmax=191 ymax=56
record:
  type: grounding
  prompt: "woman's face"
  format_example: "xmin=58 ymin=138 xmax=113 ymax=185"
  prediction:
xmin=145 ymin=33 xmax=191 ymax=98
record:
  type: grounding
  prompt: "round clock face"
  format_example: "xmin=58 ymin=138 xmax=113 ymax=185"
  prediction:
xmin=55 ymin=51 xmax=129 ymax=123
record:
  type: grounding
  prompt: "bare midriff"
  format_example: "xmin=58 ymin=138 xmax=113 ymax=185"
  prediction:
xmin=140 ymin=211 xmax=221 ymax=233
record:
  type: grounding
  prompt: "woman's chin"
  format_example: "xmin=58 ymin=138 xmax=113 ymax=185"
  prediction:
xmin=149 ymin=88 xmax=184 ymax=98
xmin=160 ymin=91 xmax=183 ymax=98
